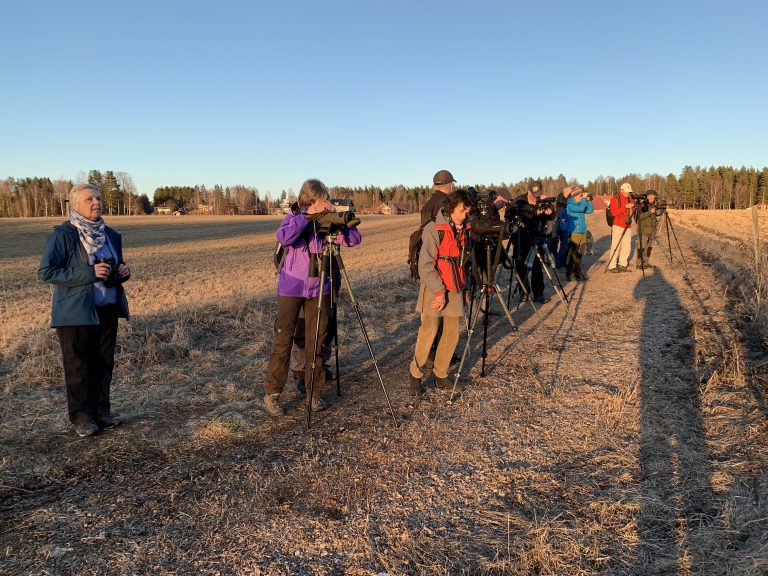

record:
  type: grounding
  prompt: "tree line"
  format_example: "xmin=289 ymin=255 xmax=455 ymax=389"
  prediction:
xmin=1 ymin=165 xmax=766 ymax=218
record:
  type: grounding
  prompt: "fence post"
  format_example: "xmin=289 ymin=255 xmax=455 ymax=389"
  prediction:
xmin=752 ymin=205 xmax=762 ymax=278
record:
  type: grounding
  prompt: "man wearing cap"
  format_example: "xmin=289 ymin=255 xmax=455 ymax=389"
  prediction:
xmin=635 ymin=189 xmax=663 ymax=269
xmin=511 ymin=180 xmax=555 ymax=304
xmin=608 ymin=183 xmax=636 ymax=272
xmin=421 ymin=170 xmax=456 ymax=226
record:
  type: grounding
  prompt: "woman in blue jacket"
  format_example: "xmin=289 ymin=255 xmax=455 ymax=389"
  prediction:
xmin=38 ymin=183 xmax=131 ymax=437
xmin=565 ymin=190 xmax=594 ymax=281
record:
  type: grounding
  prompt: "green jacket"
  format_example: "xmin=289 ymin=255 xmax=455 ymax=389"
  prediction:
xmin=636 ymin=204 xmax=660 ymax=236
xmin=38 ymin=222 xmax=130 ymax=327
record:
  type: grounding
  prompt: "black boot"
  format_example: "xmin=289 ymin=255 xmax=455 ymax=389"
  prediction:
xmin=408 ymin=373 xmax=423 ymax=399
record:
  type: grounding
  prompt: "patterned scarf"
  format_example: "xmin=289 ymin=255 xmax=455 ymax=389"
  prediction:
xmin=69 ymin=208 xmax=106 ymax=255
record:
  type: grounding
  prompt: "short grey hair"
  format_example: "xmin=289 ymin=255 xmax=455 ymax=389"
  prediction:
xmin=68 ymin=183 xmax=101 ymax=205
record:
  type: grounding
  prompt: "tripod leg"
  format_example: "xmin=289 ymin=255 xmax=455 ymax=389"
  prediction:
xmin=450 ymin=286 xmax=485 ymax=396
xmin=480 ymin=285 xmax=491 ymax=377
xmin=665 ymin=213 xmax=674 ymax=263
xmin=537 ymin=245 xmax=568 ymax=305
xmin=328 ymin=257 xmax=341 ymax=397
xmin=334 ymin=251 xmax=398 ymax=426
xmin=491 ymin=284 xmax=548 ymax=394
xmin=666 ymin=215 xmax=690 ymax=277
xmin=306 ymin=249 xmax=330 ymax=430
xmin=604 ymin=226 xmax=629 ymax=272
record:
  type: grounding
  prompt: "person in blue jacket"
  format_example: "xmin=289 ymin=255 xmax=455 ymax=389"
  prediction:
xmin=565 ymin=189 xmax=594 ymax=281
xmin=38 ymin=183 xmax=131 ymax=437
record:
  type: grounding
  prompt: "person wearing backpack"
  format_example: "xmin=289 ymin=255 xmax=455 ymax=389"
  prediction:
xmin=262 ymin=179 xmax=361 ymax=417
xmin=607 ymin=182 xmax=636 ymax=272
xmin=408 ymin=189 xmax=473 ymax=399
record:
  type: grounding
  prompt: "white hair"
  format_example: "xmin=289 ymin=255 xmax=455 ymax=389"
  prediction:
xmin=68 ymin=183 xmax=102 ymax=206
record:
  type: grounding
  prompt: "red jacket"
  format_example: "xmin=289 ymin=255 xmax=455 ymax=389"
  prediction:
xmin=434 ymin=221 xmax=468 ymax=292
xmin=609 ymin=194 xmax=633 ymax=229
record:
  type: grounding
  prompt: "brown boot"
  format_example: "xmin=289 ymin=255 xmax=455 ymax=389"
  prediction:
xmin=263 ymin=393 xmax=285 ymax=417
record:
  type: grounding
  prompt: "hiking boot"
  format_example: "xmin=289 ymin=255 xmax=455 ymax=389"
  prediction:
xmin=408 ymin=374 xmax=423 ymax=398
xmin=608 ymin=267 xmax=620 ymax=273
xmin=311 ymin=397 xmax=330 ymax=412
xmin=75 ymin=420 xmax=99 ymax=438
xmin=296 ymin=379 xmax=306 ymax=395
xmin=435 ymin=375 xmax=452 ymax=389
xmin=565 ymin=274 xmax=573 ymax=282
xmin=263 ymin=393 xmax=285 ymax=417
xmin=96 ymin=411 xmax=124 ymax=429
xmin=532 ymin=295 xmax=551 ymax=304
xmin=576 ymin=273 xmax=588 ymax=282
xmin=618 ymin=265 xmax=631 ymax=273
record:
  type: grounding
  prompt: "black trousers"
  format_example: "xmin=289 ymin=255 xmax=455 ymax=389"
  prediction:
xmin=264 ymin=295 xmax=329 ymax=398
xmin=56 ymin=305 xmax=119 ymax=424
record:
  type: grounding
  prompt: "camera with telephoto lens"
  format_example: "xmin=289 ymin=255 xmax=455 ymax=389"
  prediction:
xmin=533 ymin=197 xmax=555 ymax=217
xmin=94 ymin=257 xmax=121 ymax=288
xmin=470 ymin=218 xmax=512 ymax=238
xmin=470 ymin=187 xmax=501 ymax=224
xmin=630 ymin=192 xmax=648 ymax=202
xmin=306 ymin=210 xmax=361 ymax=234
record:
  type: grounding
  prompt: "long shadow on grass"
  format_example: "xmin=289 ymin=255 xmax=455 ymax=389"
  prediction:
xmin=632 ymin=268 xmax=724 ymax=572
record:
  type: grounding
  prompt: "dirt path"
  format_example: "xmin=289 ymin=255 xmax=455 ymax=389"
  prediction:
xmin=1 ymin=214 xmax=767 ymax=575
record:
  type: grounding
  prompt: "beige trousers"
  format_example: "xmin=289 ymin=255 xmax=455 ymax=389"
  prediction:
xmin=608 ymin=224 xmax=633 ymax=269
xmin=409 ymin=314 xmax=460 ymax=380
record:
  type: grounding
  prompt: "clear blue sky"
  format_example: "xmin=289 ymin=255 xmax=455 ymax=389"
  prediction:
xmin=1 ymin=0 xmax=766 ymax=198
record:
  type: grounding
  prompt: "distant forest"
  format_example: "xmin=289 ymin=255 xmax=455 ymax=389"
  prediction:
xmin=1 ymin=165 xmax=767 ymax=218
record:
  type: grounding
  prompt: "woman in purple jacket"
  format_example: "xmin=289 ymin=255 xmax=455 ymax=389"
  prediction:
xmin=263 ymin=179 xmax=361 ymax=416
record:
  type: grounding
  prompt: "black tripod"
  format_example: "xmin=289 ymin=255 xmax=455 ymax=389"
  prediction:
xmin=649 ymin=209 xmax=690 ymax=276
xmin=515 ymin=234 xmax=569 ymax=306
xmin=451 ymin=227 xmax=546 ymax=397
xmin=503 ymin=226 xmax=539 ymax=313
xmin=307 ymin=231 xmax=398 ymax=430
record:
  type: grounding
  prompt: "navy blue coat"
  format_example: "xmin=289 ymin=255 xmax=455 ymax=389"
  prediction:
xmin=38 ymin=222 xmax=130 ymax=327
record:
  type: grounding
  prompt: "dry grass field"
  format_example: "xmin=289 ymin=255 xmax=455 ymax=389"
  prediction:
xmin=1 ymin=211 xmax=767 ymax=575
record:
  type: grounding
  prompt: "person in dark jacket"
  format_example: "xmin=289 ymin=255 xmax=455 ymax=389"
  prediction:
xmin=635 ymin=190 xmax=662 ymax=269
xmin=38 ymin=183 xmax=131 ymax=437
xmin=420 ymin=169 xmax=456 ymax=225
xmin=263 ymin=179 xmax=362 ymax=416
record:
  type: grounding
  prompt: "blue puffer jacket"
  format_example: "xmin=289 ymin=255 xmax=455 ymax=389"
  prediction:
xmin=566 ymin=197 xmax=594 ymax=234
xmin=38 ymin=222 xmax=130 ymax=327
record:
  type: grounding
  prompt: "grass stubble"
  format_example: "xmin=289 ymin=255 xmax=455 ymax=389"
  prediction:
xmin=0 ymin=212 xmax=766 ymax=575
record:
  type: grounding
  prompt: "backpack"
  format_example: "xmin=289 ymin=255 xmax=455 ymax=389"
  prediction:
xmin=605 ymin=196 xmax=616 ymax=226
xmin=273 ymin=242 xmax=286 ymax=274
xmin=407 ymin=223 xmax=444 ymax=280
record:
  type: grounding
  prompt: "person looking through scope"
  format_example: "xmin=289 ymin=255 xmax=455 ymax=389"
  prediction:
xmin=509 ymin=180 xmax=556 ymax=304
xmin=564 ymin=188 xmax=593 ymax=281
xmin=408 ymin=190 xmax=473 ymax=399
xmin=607 ymin=182 xmax=636 ymax=272
xmin=262 ymin=179 xmax=361 ymax=417
xmin=635 ymin=189 xmax=664 ymax=270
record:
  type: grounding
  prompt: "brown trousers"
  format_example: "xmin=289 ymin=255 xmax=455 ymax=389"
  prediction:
xmin=264 ymin=295 xmax=329 ymax=398
xmin=409 ymin=314 xmax=460 ymax=380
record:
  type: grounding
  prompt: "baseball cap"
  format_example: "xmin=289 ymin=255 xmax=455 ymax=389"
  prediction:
xmin=433 ymin=170 xmax=456 ymax=185
xmin=528 ymin=180 xmax=544 ymax=196
xmin=620 ymin=182 xmax=633 ymax=193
